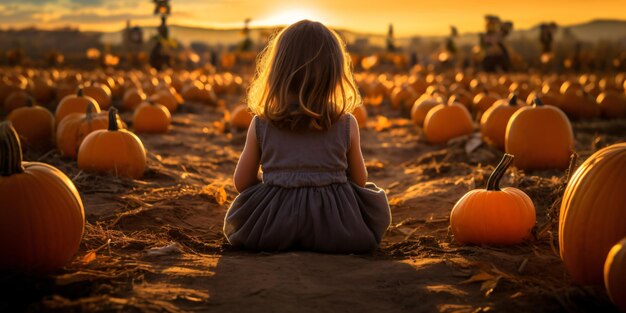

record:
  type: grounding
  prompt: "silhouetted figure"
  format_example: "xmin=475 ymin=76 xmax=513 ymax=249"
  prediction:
xmin=386 ymin=24 xmax=395 ymax=52
xmin=158 ymin=16 xmax=169 ymax=39
xmin=539 ymin=22 xmax=558 ymax=54
xmin=150 ymin=41 xmax=169 ymax=71
xmin=479 ymin=15 xmax=513 ymax=72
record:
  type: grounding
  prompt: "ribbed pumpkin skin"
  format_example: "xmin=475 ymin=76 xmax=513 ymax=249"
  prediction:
xmin=55 ymin=91 xmax=101 ymax=127
xmin=505 ymin=105 xmax=573 ymax=170
xmin=450 ymin=154 xmax=536 ymax=245
xmin=0 ymin=123 xmax=85 ymax=272
xmin=133 ymin=102 xmax=171 ymax=134
xmin=559 ymin=143 xmax=626 ymax=285
xmin=451 ymin=188 xmax=536 ymax=244
xmin=480 ymin=103 xmax=520 ymax=149
xmin=423 ymin=103 xmax=474 ymax=145
xmin=78 ymin=110 xmax=146 ymax=180
xmin=605 ymin=238 xmax=626 ymax=311
xmin=6 ymin=105 xmax=55 ymax=150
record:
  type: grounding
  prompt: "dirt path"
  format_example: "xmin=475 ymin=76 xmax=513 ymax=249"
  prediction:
xmin=2 ymin=100 xmax=624 ymax=313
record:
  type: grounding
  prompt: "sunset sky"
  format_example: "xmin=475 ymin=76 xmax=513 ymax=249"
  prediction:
xmin=1 ymin=0 xmax=625 ymax=36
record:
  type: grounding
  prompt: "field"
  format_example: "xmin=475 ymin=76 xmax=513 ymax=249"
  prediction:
xmin=1 ymin=67 xmax=625 ymax=312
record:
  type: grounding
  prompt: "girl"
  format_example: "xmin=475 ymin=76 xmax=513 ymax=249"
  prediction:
xmin=223 ymin=20 xmax=391 ymax=253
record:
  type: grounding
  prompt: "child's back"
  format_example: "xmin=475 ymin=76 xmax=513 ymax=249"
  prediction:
xmin=223 ymin=20 xmax=391 ymax=253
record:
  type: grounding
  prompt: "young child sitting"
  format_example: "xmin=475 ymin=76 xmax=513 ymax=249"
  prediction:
xmin=224 ymin=20 xmax=391 ymax=253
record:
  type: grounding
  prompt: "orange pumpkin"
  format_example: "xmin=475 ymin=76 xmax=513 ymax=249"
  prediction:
xmin=121 ymin=88 xmax=146 ymax=111
xmin=230 ymin=105 xmax=254 ymax=130
xmin=353 ymin=106 xmax=368 ymax=129
xmin=55 ymin=88 xmax=101 ymax=127
xmin=80 ymin=82 xmax=112 ymax=109
xmin=605 ymin=238 xmax=626 ymax=311
xmin=133 ymin=101 xmax=171 ymax=133
xmin=450 ymin=154 xmax=536 ymax=245
xmin=6 ymin=98 xmax=55 ymax=151
xmin=559 ymin=143 xmax=626 ymax=285
xmin=505 ymin=98 xmax=574 ymax=170
xmin=149 ymin=91 xmax=181 ymax=113
xmin=472 ymin=91 xmax=499 ymax=113
xmin=423 ymin=102 xmax=474 ymax=145
xmin=56 ymin=103 xmax=124 ymax=159
xmin=0 ymin=122 xmax=85 ymax=272
xmin=78 ymin=108 xmax=146 ymax=179
xmin=558 ymin=88 xmax=600 ymax=119
xmin=389 ymin=84 xmax=418 ymax=111
xmin=410 ymin=94 xmax=444 ymax=127
xmin=30 ymin=77 xmax=55 ymax=103
xmin=597 ymin=91 xmax=626 ymax=118
xmin=480 ymin=94 xmax=524 ymax=149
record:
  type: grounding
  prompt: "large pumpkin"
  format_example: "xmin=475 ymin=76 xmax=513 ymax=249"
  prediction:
xmin=559 ymin=143 xmax=626 ymax=284
xmin=121 ymin=88 xmax=146 ymax=111
xmin=6 ymin=98 xmax=55 ymax=151
xmin=605 ymin=238 xmax=626 ymax=311
xmin=133 ymin=101 xmax=171 ymax=134
xmin=55 ymin=88 xmax=101 ymax=127
xmin=0 ymin=122 xmax=85 ymax=272
xmin=78 ymin=108 xmax=146 ymax=179
xmin=505 ymin=98 xmax=574 ymax=170
xmin=480 ymin=94 xmax=523 ymax=149
xmin=56 ymin=103 xmax=124 ymax=159
xmin=423 ymin=102 xmax=474 ymax=145
xmin=558 ymin=88 xmax=600 ymax=119
xmin=390 ymin=84 xmax=418 ymax=111
xmin=450 ymin=154 xmax=536 ymax=245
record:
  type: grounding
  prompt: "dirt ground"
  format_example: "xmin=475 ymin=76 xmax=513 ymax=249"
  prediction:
xmin=1 ymin=95 xmax=625 ymax=313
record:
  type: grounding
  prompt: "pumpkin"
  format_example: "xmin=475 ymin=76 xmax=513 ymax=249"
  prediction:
xmin=389 ymin=84 xmax=418 ymax=111
xmin=56 ymin=103 xmax=124 ymax=159
xmin=133 ymin=100 xmax=171 ymax=133
xmin=55 ymin=88 xmax=101 ymax=127
xmin=558 ymin=88 xmax=600 ymax=119
xmin=423 ymin=102 xmax=474 ymax=145
xmin=149 ymin=91 xmax=180 ymax=113
xmin=353 ymin=106 xmax=368 ymax=129
xmin=411 ymin=94 xmax=444 ymax=127
xmin=597 ymin=91 xmax=626 ymax=118
xmin=0 ymin=122 xmax=85 ymax=272
xmin=78 ymin=108 xmax=146 ymax=179
xmin=230 ymin=105 xmax=254 ymax=130
xmin=30 ymin=77 xmax=55 ymax=103
xmin=448 ymin=90 xmax=473 ymax=109
xmin=3 ymin=90 xmax=31 ymax=115
xmin=526 ymin=90 xmax=559 ymax=107
xmin=505 ymin=98 xmax=574 ymax=170
xmin=121 ymin=88 xmax=147 ymax=111
xmin=472 ymin=91 xmax=499 ymax=113
xmin=559 ymin=143 xmax=626 ymax=285
xmin=450 ymin=153 xmax=536 ymax=244
xmin=480 ymin=94 xmax=524 ymax=149
xmin=605 ymin=238 xmax=626 ymax=311
xmin=6 ymin=98 xmax=55 ymax=151
xmin=80 ymin=81 xmax=112 ymax=109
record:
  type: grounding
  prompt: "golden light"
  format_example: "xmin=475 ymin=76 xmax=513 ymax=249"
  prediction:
xmin=86 ymin=48 xmax=101 ymax=60
xmin=257 ymin=8 xmax=324 ymax=26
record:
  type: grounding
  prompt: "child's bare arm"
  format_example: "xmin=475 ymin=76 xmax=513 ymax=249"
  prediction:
xmin=233 ymin=118 xmax=261 ymax=192
xmin=347 ymin=114 xmax=367 ymax=187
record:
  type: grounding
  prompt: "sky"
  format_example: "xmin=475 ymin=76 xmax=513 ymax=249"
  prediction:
xmin=0 ymin=0 xmax=625 ymax=36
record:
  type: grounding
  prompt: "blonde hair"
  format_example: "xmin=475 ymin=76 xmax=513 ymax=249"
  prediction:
xmin=247 ymin=20 xmax=361 ymax=131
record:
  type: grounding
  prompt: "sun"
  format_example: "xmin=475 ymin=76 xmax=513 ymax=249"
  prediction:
xmin=257 ymin=8 xmax=324 ymax=26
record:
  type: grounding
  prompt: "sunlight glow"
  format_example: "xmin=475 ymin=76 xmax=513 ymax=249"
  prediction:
xmin=255 ymin=8 xmax=325 ymax=27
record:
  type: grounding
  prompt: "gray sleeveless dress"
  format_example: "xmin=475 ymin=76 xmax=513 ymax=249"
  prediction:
xmin=224 ymin=114 xmax=391 ymax=253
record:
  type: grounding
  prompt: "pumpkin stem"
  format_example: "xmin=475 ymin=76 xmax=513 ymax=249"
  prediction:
xmin=508 ymin=93 xmax=518 ymax=106
xmin=486 ymin=154 xmax=514 ymax=191
xmin=108 ymin=107 xmax=119 ymax=131
xmin=566 ymin=152 xmax=579 ymax=183
xmin=85 ymin=102 xmax=95 ymax=121
xmin=0 ymin=122 xmax=25 ymax=176
xmin=533 ymin=97 xmax=544 ymax=107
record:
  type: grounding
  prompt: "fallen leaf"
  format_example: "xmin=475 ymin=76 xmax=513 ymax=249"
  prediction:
xmin=465 ymin=133 xmax=483 ymax=154
xmin=81 ymin=251 xmax=97 ymax=265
